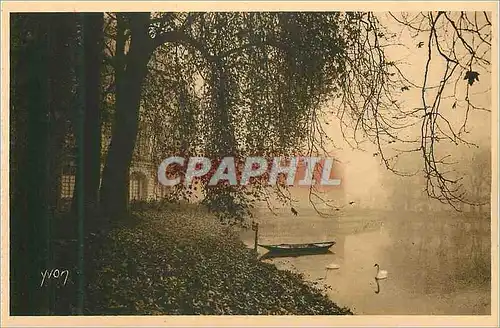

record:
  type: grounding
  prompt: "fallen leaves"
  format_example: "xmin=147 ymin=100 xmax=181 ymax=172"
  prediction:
xmin=86 ymin=206 xmax=352 ymax=315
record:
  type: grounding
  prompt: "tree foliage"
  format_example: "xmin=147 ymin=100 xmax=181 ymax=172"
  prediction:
xmin=96 ymin=11 xmax=493 ymax=219
xmin=119 ymin=12 xmax=399 ymax=220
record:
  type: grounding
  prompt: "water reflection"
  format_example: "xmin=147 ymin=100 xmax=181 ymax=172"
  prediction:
xmin=259 ymin=250 xmax=334 ymax=261
xmin=374 ymin=278 xmax=381 ymax=294
xmin=241 ymin=210 xmax=491 ymax=315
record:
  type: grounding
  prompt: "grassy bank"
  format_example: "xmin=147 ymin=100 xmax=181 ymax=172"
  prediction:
xmin=84 ymin=203 xmax=352 ymax=315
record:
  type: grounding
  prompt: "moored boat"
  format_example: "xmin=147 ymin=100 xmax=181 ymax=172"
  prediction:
xmin=258 ymin=241 xmax=336 ymax=256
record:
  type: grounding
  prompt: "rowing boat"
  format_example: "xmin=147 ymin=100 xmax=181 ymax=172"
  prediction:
xmin=258 ymin=240 xmax=336 ymax=256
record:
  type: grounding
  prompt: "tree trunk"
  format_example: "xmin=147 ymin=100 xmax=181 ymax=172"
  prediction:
xmin=10 ymin=15 xmax=52 ymax=315
xmin=100 ymin=13 xmax=153 ymax=219
xmin=11 ymin=13 xmax=78 ymax=315
xmin=84 ymin=14 xmax=104 ymax=217
xmin=10 ymin=14 xmax=31 ymax=315
xmin=71 ymin=13 xmax=103 ymax=223
xmin=46 ymin=14 xmax=76 ymax=222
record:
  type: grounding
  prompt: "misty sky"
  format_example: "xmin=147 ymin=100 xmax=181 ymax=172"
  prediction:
xmin=299 ymin=12 xmax=492 ymax=209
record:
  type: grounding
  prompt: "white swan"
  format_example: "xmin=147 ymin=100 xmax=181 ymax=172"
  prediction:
xmin=326 ymin=263 xmax=340 ymax=270
xmin=374 ymin=263 xmax=388 ymax=280
xmin=323 ymin=263 xmax=340 ymax=279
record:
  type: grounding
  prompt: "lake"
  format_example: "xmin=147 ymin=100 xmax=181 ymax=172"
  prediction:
xmin=240 ymin=208 xmax=491 ymax=315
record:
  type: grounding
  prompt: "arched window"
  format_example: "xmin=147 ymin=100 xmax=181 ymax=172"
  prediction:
xmin=130 ymin=171 xmax=147 ymax=201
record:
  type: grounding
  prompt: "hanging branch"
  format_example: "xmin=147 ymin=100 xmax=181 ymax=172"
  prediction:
xmin=384 ymin=11 xmax=492 ymax=209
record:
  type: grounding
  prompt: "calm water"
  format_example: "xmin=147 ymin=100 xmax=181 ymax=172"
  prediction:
xmin=241 ymin=209 xmax=491 ymax=315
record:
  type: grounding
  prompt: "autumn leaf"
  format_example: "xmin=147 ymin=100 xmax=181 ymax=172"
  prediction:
xmin=464 ymin=70 xmax=480 ymax=86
